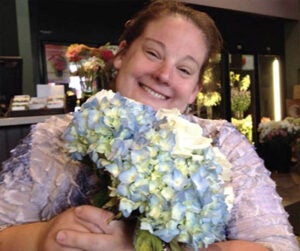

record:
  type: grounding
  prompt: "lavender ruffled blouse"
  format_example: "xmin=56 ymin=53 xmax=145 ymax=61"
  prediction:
xmin=0 ymin=115 xmax=299 ymax=251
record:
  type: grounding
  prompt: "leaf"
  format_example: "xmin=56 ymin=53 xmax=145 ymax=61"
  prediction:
xmin=103 ymin=196 xmax=119 ymax=208
xmin=169 ymin=239 xmax=183 ymax=251
xmin=134 ymin=229 xmax=183 ymax=251
xmin=134 ymin=229 xmax=164 ymax=251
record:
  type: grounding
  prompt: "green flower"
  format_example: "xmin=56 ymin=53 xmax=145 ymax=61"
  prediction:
xmin=230 ymin=71 xmax=251 ymax=113
xmin=197 ymin=91 xmax=221 ymax=107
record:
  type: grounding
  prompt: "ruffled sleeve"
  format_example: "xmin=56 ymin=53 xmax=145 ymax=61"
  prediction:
xmin=189 ymin=116 xmax=300 ymax=251
xmin=0 ymin=115 xmax=90 ymax=226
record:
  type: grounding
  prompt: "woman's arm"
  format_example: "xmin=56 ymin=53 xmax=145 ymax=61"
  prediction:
xmin=181 ymin=240 xmax=269 ymax=251
xmin=0 ymin=207 xmax=90 ymax=251
xmin=201 ymin=240 xmax=270 ymax=251
xmin=0 ymin=222 xmax=48 ymax=251
xmin=217 ymin=122 xmax=299 ymax=251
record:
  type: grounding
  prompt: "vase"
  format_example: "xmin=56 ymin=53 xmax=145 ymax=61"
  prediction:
xmin=80 ymin=76 xmax=96 ymax=101
xmin=55 ymin=69 xmax=63 ymax=77
xmin=206 ymin=106 xmax=213 ymax=119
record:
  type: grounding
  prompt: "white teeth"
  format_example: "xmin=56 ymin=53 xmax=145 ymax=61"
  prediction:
xmin=143 ymin=85 xmax=167 ymax=100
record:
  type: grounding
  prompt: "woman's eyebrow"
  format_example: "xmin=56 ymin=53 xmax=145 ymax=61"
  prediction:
xmin=143 ymin=37 xmax=165 ymax=48
xmin=144 ymin=37 xmax=200 ymax=67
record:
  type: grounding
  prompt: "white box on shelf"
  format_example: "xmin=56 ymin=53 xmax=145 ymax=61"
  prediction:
xmin=37 ymin=84 xmax=64 ymax=98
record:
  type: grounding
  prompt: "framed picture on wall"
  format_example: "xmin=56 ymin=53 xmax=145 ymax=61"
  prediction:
xmin=42 ymin=43 xmax=70 ymax=84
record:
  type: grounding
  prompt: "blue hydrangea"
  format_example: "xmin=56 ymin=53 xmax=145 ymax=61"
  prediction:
xmin=63 ymin=90 xmax=232 ymax=250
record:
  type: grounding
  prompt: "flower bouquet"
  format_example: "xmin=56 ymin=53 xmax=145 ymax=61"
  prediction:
xmin=63 ymin=90 xmax=233 ymax=251
xmin=48 ymin=54 xmax=67 ymax=77
xmin=196 ymin=91 xmax=221 ymax=119
xmin=197 ymin=91 xmax=221 ymax=108
xmin=195 ymin=64 xmax=222 ymax=119
xmin=65 ymin=43 xmax=116 ymax=97
xmin=231 ymin=115 xmax=253 ymax=143
xmin=258 ymin=117 xmax=300 ymax=144
xmin=258 ymin=117 xmax=300 ymax=172
xmin=230 ymin=71 xmax=251 ymax=119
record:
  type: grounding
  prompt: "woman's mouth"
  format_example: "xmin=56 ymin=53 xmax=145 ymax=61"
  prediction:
xmin=141 ymin=85 xmax=168 ymax=100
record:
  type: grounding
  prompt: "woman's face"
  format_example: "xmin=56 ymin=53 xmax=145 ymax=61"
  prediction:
xmin=113 ymin=15 xmax=208 ymax=112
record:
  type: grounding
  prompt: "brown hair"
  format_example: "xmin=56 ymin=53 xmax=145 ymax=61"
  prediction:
xmin=119 ymin=0 xmax=223 ymax=81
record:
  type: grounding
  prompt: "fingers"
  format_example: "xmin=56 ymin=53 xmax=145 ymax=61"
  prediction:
xmin=74 ymin=206 xmax=115 ymax=234
xmin=54 ymin=206 xmax=135 ymax=251
xmin=52 ymin=206 xmax=135 ymax=250
xmin=56 ymin=230 xmax=113 ymax=251
xmin=56 ymin=230 xmax=102 ymax=251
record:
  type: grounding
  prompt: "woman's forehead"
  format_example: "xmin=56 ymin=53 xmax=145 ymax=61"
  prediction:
xmin=143 ymin=15 xmax=206 ymax=43
xmin=140 ymin=16 xmax=208 ymax=63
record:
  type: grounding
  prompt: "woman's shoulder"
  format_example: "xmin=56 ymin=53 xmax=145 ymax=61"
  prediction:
xmin=0 ymin=114 xmax=90 ymax=225
xmin=186 ymin=115 xmax=259 ymax=165
xmin=35 ymin=113 xmax=73 ymax=130
xmin=186 ymin=115 xmax=238 ymax=140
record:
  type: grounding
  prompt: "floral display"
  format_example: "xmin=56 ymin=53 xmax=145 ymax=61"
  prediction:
xmin=231 ymin=115 xmax=253 ymax=143
xmin=230 ymin=71 xmax=251 ymax=118
xmin=196 ymin=91 xmax=221 ymax=119
xmin=258 ymin=117 xmax=300 ymax=144
xmin=65 ymin=43 xmax=116 ymax=96
xmin=63 ymin=90 xmax=233 ymax=251
xmin=195 ymin=64 xmax=222 ymax=119
xmin=197 ymin=91 xmax=221 ymax=108
xmin=257 ymin=117 xmax=300 ymax=172
xmin=48 ymin=54 xmax=67 ymax=77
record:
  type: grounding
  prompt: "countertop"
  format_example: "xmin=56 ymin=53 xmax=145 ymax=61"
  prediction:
xmin=0 ymin=114 xmax=67 ymax=127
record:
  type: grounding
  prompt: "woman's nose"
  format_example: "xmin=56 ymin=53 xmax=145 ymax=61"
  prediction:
xmin=154 ymin=62 xmax=172 ymax=84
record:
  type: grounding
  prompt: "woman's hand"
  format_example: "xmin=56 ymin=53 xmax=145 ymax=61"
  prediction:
xmin=53 ymin=205 xmax=134 ymax=251
xmin=0 ymin=206 xmax=134 ymax=251
xmin=1 ymin=206 xmax=269 ymax=251
xmin=1 ymin=207 xmax=90 ymax=251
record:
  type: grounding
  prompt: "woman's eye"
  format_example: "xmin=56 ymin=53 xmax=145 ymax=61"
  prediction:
xmin=146 ymin=50 xmax=160 ymax=59
xmin=179 ymin=67 xmax=191 ymax=76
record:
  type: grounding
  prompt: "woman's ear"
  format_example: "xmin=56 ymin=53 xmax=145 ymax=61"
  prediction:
xmin=113 ymin=40 xmax=127 ymax=70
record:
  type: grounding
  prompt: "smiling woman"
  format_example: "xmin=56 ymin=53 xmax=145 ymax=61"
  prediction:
xmin=113 ymin=16 xmax=205 ymax=113
xmin=0 ymin=1 xmax=299 ymax=251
